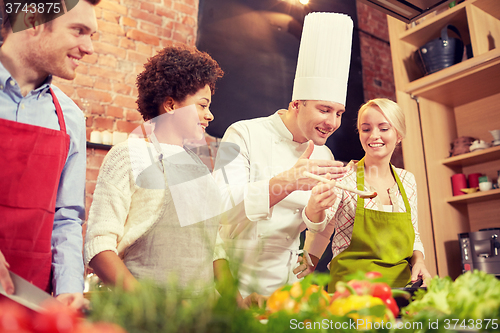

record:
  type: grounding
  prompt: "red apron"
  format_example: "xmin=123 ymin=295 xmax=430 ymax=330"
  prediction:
xmin=0 ymin=88 xmax=69 ymax=293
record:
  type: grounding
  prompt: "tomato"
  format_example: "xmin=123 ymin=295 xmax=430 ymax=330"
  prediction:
xmin=330 ymin=290 xmax=350 ymax=301
xmin=347 ymin=280 xmax=371 ymax=295
xmin=364 ymin=271 xmax=383 ymax=280
xmin=370 ymin=282 xmax=392 ymax=302
xmin=382 ymin=296 xmax=399 ymax=317
xmin=32 ymin=303 xmax=82 ymax=333
xmin=0 ymin=300 xmax=32 ymax=332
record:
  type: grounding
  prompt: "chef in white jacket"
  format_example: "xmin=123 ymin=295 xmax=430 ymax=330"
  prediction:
xmin=213 ymin=12 xmax=354 ymax=297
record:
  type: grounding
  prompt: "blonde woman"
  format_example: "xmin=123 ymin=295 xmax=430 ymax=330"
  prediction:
xmin=303 ymin=98 xmax=431 ymax=291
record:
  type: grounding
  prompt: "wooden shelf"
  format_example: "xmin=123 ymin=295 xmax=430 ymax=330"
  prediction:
xmin=399 ymin=1 xmax=470 ymax=46
xmin=399 ymin=0 xmax=500 ymax=46
xmin=473 ymin=0 xmax=500 ymax=20
xmin=441 ymin=144 xmax=500 ymax=167
xmin=388 ymin=0 xmax=500 ymax=279
xmin=86 ymin=142 xmax=112 ymax=150
xmin=404 ymin=48 xmax=500 ymax=106
xmin=388 ymin=0 xmax=500 ymax=278
xmin=446 ymin=187 xmax=500 ymax=204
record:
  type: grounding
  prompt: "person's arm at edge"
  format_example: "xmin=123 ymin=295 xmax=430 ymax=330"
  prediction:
xmin=410 ymin=250 xmax=431 ymax=286
xmin=88 ymin=250 xmax=138 ymax=292
xmin=84 ymin=142 xmax=136 ymax=293
xmin=0 ymin=251 xmax=14 ymax=294
xmin=405 ymin=170 xmax=431 ymax=285
xmin=51 ymin=98 xmax=87 ymax=309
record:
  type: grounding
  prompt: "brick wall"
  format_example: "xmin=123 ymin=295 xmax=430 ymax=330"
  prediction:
xmin=57 ymin=0 xmax=396 ymax=219
xmin=356 ymin=1 xmax=402 ymax=167
xmin=356 ymin=1 xmax=396 ymax=101
xmin=51 ymin=0 xmax=199 ymax=219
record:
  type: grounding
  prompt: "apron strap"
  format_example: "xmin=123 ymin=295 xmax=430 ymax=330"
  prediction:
xmin=356 ymin=158 xmax=411 ymax=213
xmin=356 ymin=158 xmax=366 ymax=208
xmin=49 ymin=88 xmax=67 ymax=134
xmin=391 ymin=165 xmax=411 ymax=213
xmin=142 ymin=125 xmax=165 ymax=172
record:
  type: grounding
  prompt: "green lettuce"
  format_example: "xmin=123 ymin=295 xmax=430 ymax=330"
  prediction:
xmin=403 ymin=270 xmax=500 ymax=330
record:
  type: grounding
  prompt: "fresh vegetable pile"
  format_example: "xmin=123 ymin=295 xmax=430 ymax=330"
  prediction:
xmin=401 ymin=269 xmax=500 ymax=332
xmin=0 ymin=300 xmax=125 ymax=333
xmin=260 ymin=271 xmax=411 ymax=331
xmin=265 ymin=279 xmax=331 ymax=315
xmin=87 ymin=273 xmax=402 ymax=333
xmin=330 ymin=271 xmax=408 ymax=319
xmin=7 ymin=270 xmax=499 ymax=333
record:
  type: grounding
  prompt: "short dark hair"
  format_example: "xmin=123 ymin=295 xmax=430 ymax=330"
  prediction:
xmin=136 ymin=45 xmax=224 ymax=121
xmin=1 ymin=0 xmax=100 ymax=36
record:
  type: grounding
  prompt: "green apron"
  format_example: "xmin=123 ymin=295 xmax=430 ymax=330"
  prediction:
xmin=328 ymin=158 xmax=415 ymax=291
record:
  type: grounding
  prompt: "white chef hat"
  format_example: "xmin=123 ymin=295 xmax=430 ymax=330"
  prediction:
xmin=292 ymin=12 xmax=354 ymax=106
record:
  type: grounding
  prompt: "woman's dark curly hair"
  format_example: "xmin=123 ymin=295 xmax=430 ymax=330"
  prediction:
xmin=136 ymin=45 xmax=224 ymax=121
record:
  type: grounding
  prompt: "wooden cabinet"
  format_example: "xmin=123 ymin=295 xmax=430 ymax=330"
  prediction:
xmin=387 ymin=0 xmax=500 ymax=279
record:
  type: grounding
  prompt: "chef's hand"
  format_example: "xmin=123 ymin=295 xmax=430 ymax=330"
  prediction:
xmin=0 ymin=250 xmax=14 ymax=295
xmin=274 ymin=141 xmax=346 ymax=191
xmin=237 ymin=292 xmax=268 ymax=309
xmin=293 ymin=253 xmax=319 ymax=279
xmin=56 ymin=292 xmax=90 ymax=311
xmin=269 ymin=141 xmax=346 ymax=207
xmin=304 ymin=176 xmax=337 ymax=223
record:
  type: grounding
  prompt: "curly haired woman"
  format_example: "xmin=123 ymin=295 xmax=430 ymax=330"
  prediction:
xmin=84 ymin=45 xmax=261 ymax=306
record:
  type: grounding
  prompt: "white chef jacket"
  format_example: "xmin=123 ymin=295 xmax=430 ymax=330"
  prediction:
xmin=213 ymin=111 xmax=334 ymax=297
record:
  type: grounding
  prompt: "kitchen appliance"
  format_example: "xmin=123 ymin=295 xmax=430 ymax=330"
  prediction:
xmin=459 ymin=228 xmax=500 ymax=276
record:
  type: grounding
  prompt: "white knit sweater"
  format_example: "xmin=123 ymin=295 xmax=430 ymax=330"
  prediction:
xmin=84 ymin=138 xmax=227 ymax=266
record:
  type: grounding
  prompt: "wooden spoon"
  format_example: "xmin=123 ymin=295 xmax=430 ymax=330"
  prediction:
xmin=303 ymin=171 xmax=377 ymax=199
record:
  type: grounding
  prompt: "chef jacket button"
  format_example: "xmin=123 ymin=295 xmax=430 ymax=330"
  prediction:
xmin=294 ymin=209 xmax=300 ymax=214
xmin=9 ymin=80 xmax=15 ymax=86
xmin=0 ymin=84 xmax=4 ymax=90
xmin=286 ymin=235 xmax=290 ymax=240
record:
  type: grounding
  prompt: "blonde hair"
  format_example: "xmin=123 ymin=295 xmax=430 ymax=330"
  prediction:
xmin=357 ymin=98 xmax=406 ymax=139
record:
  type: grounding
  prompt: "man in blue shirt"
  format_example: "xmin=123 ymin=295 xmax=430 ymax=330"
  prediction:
xmin=0 ymin=0 xmax=99 ymax=309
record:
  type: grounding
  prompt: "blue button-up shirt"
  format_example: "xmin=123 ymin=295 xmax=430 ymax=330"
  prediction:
xmin=0 ymin=61 xmax=86 ymax=295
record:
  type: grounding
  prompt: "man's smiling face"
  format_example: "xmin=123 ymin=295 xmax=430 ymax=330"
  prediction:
xmin=31 ymin=0 xmax=97 ymax=80
xmin=294 ymin=100 xmax=345 ymax=145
